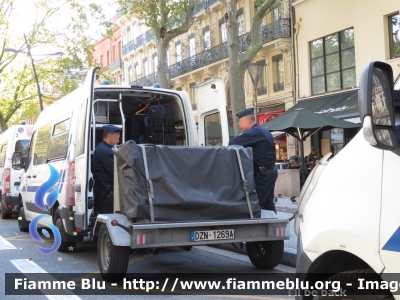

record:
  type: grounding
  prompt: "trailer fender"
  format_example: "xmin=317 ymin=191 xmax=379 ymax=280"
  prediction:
xmin=93 ymin=214 xmax=132 ymax=246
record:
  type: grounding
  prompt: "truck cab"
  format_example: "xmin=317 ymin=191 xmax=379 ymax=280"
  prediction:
xmin=295 ymin=62 xmax=400 ymax=299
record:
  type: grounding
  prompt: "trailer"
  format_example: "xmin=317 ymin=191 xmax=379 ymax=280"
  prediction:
xmin=93 ymin=142 xmax=290 ymax=281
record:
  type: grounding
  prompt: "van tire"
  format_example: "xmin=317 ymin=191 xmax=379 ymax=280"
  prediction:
xmin=18 ymin=207 xmax=29 ymax=232
xmin=1 ymin=201 xmax=12 ymax=219
xmin=313 ymin=270 xmax=393 ymax=300
xmin=56 ymin=218 xmax=76 ymax=252
xmin=246 ymin=240 xmax=284 ymax=269
xmin=98 ymin=224 xmax=129 ymax=282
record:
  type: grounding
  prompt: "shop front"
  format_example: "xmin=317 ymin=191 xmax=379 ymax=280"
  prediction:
xmin=258 ymin=108 xmax=287 ymax=161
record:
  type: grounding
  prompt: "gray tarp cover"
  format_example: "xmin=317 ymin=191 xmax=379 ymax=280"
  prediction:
xmin=113 ymin=141 xmax=261 ymax=221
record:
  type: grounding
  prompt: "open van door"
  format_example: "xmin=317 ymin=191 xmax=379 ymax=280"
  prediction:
xmin=196 ymin=77 xmax=231 ymax=146
xmin=73 ymin=67 xmax=99 ymax=229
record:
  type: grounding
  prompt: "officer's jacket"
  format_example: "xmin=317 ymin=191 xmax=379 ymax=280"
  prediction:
xmin=229 ymin=124 xmax=275 ymax=169
xmin=91 ymin=140 xmax=114 ymax=182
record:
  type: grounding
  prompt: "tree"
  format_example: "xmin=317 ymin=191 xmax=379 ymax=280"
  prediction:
xmin=225 ymin=0 xmax=277 ymax=134
xmin=0 ymin=0 xmax=111 ymax=132
xmin=118 ymin=0 xmax=195 ymax=88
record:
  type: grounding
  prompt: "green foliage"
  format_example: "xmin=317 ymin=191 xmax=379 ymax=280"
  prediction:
xmin=0 ymin=0 xmax=111 ymax=131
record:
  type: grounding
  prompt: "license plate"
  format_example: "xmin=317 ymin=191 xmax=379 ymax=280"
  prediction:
xmin=190 ymin=229 xmax=234 ymax=242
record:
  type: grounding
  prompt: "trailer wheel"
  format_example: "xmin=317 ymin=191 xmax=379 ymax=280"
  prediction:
xmin=18 ymin=207 xmax=29 ymax=232
xmin=98 ymin=224 xmax=129 ymax=282
xmin=246 ymin=240 xmax=284 ymax=269
xmin=0 ymin=201 xmax=12 ymax=219
xmin=56 ymin=218 xmax=76 ymax=252
xmin=313 ymin=270 xmax=393 ymax=300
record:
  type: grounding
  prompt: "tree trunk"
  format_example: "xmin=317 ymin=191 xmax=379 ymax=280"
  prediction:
xmin=156 ymin=37 xmax=170 ymax=89
xmin=226 ymin=0 xmax=246 ymax=135
xmin=0 ymin=117 xmax=8 ymax=133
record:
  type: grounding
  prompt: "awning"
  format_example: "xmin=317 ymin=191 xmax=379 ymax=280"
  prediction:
xmin=288 ymin=89 xmax=359 ymax=119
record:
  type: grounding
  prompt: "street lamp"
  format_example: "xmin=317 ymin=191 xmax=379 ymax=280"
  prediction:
xmin=245 ymin=61 xmax=266 ymax=125
xmin=5 ymin=34 xmax=64 ymax=111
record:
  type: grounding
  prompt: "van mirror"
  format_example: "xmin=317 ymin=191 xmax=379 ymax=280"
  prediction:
xmin=12 ymin=152 xmax=24 ymax=170
xmin=358 ymin=61 xmax=397 ymax=150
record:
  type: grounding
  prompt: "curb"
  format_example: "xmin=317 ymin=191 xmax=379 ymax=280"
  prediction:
xmin=209 ymin=243 xmax=297 ymax=268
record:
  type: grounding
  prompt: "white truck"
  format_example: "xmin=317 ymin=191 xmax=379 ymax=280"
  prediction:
xmin=0 ymin=124 xmax=33 ymax=219
xmin=295 ymin=61 xmax=400 ymax=299
xmin=12 ymin=67 xmax=290 ymax=280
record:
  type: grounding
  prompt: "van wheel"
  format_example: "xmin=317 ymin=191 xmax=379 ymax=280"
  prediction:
xmin=18 ymin=207 xmax=29 ymax=232
xmin=312 ymin=270 xmax=393 ymax=300
xmin=98 ymin=224 xmax=129 ymax=282
xmin=56 ymin=218 xmax=76 ymax=252
xmin=246 ymin=240 xmax=284 ymax=269
xmin=1 ymin=201 xmax=12 ymax=219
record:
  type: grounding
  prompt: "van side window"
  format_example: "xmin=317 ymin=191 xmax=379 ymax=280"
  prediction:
xmin=53 ymin=119 xmax=69 ymax=135
xmin=15 ymin=140 xmax=30 ymax=157
xmin=26 ymin=132 xmax=37 ymax=169
xmin=34 ymin=124 xmax=52 ymax=165
xmin=76 ymin=100 xmax=88 ymax=156
xmin=0 ymin=143 xmax=7 ymax=167
xmin=204 ymin=113 xmax=223 ymax=146
xmin=48 ymin=119 xmax=70 ymax=161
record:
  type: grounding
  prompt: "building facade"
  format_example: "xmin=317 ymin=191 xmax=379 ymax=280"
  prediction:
xmin=117 ymin=0 xmax=295 ymax=160
xmin=292 ymin=0 xmax=400 ymax=157
xmin=93 ymin=18 xmax=123 ymax=84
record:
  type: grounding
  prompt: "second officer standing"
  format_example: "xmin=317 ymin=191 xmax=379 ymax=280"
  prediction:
xmin=229 ymin=108 xmax=277 ymax=213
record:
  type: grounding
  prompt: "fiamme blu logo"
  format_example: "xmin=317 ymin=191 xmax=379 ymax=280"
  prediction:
xmin=27 ymin=165 xmax=62 ymax=254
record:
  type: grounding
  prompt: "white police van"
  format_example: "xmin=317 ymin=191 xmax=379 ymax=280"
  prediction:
xmin=0 ymin=124 xmax=33 ymax=219
xmin=295 ymin=61 xmax=400 ymax=299
xmin=12 ymin=67 xmax=237 ymax=251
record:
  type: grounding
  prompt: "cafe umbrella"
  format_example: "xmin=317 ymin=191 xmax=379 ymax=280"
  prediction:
xmin=261 ymin=108 xmax=360 ymax=170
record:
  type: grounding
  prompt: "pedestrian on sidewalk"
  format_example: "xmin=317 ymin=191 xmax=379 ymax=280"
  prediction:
xmin=229 ymin=108 xmax=277 ymax=213
xmin=307 ymin=147 xmax=321 ymax=170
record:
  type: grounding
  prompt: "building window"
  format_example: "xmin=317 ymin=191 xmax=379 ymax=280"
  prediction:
xmin=189 ymin=82 xmax=196 ymax=110
xmin=220 ymin=21 xmax=227 ymax=43
xmin=153 ymin=54 xmax=158 ymax=73
xmin=273 ymin=54 xmax=284 ymax=92
xmin=203 ymin=27 xmax=210 ymax=50
xmin=135 ymin=62 xmax=140 ymax=79
xmin=310 ymin=28 xmax=356 ymax=95
xmin=389 ymin=13 xmax=400 ymax=59
xmin=143 ymin=58 xmax=148 ymax=76
xmin=256 ymin=60 xmax=267 ymax=95
xmin=167 ymin=49 xmax=170 ymax=66
xmin=237 ymin=13 xmax=244 ymax=36
xmin=189 ymin=35 xmax=196 ymax=57
xmin=176 ymin=41 xmax=182 ymax=62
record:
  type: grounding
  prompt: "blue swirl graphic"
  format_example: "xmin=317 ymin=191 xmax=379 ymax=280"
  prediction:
xmin=34 ymin=165 xmax=60 ymax=210
xmin=29 ymin=214 xmax=61 ymax=255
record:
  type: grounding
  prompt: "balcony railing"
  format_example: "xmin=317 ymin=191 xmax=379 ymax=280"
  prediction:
xmin=194 ymin=0 xmax=220 ymax=15
xmin=122 ymin=30 xmax=155 ymax=56
xmin=129 ymin=18 xmax=291 ymax=86
xmin=109 ymin=58 xmax=122 ymax=73
xmin=273 ymin=82 xmax=284 ymax=92
xmin=131 ymin=72 xmax=159 ymax=87
xmin=258 ymin=86 xmax=267 ymax=96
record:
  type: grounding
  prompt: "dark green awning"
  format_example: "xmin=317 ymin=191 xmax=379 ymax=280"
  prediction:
xmin=288 ymin=90 xmax=358 ymax=119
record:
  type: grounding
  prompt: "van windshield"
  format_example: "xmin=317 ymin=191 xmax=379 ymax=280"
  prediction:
xmin=15 ymin=140 xmax=30 ymax=156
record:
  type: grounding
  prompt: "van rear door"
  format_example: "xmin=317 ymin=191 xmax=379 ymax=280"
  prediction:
xmin=73 ymin=67 xmax=98 ymax=229
xmin=196 ymin=77 xmax=231 ymax=146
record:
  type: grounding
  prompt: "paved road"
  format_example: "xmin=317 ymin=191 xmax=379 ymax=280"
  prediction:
xmin=0 ymin=215 xmax=295 ymax=300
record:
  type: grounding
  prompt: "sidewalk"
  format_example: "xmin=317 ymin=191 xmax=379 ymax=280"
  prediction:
xmin=210 ymin=196 xmax=298 ymax=268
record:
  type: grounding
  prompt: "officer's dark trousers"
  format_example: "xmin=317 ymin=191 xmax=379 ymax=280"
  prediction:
xmin=94 ymin=185 xmax=113 ymax=214
xmin=255 ymin=169 xmax=278 ymax=213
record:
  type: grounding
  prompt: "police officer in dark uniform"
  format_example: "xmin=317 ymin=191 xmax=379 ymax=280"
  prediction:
xmin=91 ymin=125 xmax=121 ymax=214
xmin=229 ymin=108 xmax=277 ymax=213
